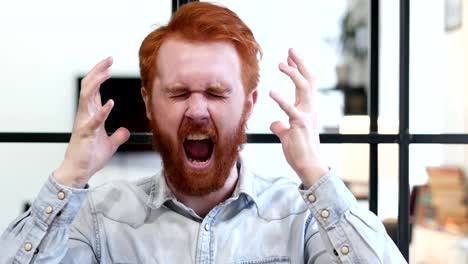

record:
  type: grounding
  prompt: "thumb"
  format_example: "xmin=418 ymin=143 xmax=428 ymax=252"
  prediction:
xmin=110 ymin=127 xmax=130 ymax=150
xmin=270 ymin=121 xmax=288 ymax=140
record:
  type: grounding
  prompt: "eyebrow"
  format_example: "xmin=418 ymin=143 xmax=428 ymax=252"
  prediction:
xmin=206 ymin=83 xmax=231 ymax=94
xmin=162 ymin=85 xmax=189 ymax=94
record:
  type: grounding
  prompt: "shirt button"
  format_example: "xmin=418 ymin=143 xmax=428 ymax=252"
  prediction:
xmin=341 ymin=246 xmax=349 ymax=255
xmin=24 ymin=242 xmax=33 ymax=252
xmin=307 ymin=194 xmax=316 ymax=203
xmin=320 ymin=209 xmax=330 ymax=219
xmin=57 ymin=191 xmax=66 ymax=200
xmin=204 ymin=223 xmax=210 ymax=231
xmin=45 ymin=206 xmax=53 ymax=214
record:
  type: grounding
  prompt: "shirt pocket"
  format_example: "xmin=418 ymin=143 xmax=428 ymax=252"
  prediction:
xmin=236 ymin=256 xmax=290 ymax=264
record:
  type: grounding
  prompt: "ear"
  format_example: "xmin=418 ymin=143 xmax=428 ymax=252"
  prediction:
xmin=244 ymin=89 xmax=258 ymax=119
xmin=141 ymin=87 xmax=152 ymax=120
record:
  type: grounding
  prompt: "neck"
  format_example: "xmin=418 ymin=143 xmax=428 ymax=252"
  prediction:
xmin=171 ymin=165 xmax=239 ymax=218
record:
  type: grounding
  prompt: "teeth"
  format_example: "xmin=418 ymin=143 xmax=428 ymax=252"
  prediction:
xmin=188 ymin=158 xmax=209 ymax=165
xmin=186 ymin=134 xmax=210 ymax=140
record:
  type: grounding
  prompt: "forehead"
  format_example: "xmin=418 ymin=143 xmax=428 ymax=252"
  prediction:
xmin=156 ymin=37 xmax=242 ymax=88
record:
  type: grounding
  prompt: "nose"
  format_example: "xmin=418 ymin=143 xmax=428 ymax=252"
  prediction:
xmin=185 ymin=93 xmax=209 ymax=123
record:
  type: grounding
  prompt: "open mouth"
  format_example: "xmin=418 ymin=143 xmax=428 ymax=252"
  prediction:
xmin=183 ymin=134 xmax=215 ymax=167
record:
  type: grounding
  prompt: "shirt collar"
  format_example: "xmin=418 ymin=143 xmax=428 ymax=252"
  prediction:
xmin=146 ymin=168 xmax=176 ymax=209
xmin=233 ymin=157 xmax=258 ymax=204
xmin=146 ymin=156 xmax=258 ymax=209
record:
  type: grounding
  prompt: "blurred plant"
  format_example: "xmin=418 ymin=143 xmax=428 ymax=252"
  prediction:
xmin=340 ymin=0 xmax=369 ymax=63
xmin=322 ymin=0 xmax=370 ymax=89
xmin=340 ymin=13 xmax=368 ymax=61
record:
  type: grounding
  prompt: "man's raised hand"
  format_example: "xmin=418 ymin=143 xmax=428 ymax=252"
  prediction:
xmin=270 ymin=49 xmax=328 ymax=188
xmin=54 ymin=57 xmax=130 ymax=188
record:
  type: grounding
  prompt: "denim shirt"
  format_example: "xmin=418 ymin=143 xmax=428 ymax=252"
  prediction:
xmin=1 ymin=159 xmax=406 ymax=263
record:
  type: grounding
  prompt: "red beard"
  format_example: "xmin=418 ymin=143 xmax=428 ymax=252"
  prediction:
xmin=150 ymin=106 xmax=248 ymax=196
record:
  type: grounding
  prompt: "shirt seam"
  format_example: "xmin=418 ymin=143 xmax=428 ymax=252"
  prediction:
xmin=88 ymin=192 xmax=102 ymax=262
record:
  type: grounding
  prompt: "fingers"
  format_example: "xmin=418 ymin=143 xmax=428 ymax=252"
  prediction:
xmin=80 ymin=98 xmax=130 ymax=151
xmin=110 ymin=127 xmax=130 ymax=150
xmin=87 ymin=99 xmax=114 ymax=131
xmin=269 ymin=90 xmax=300 ymax=120
xmin=79 ymin=57 xmax=113 ymax=105
xmin=270 ymin=120 xmax=288 ymax=139
xmin=287 ymin=56 xmax=297 ymax=69
xmin=279 ymin=62 xmax=308 ymax=88
xmin=288 ymin=48 xmax=314 ymax=83
xmin=278 ymin=63 xmax=310 ymax=105
xmin=279 ymin=48 xmax=317 ymax=111
xmin=85 ymin=68 xmax=111 ymax=100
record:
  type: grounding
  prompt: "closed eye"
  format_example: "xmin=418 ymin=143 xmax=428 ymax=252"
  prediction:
xmin=170 ymin=93 xmax=190 ymax=100
xmin=207 ymin=92 xmax=226 ymax=100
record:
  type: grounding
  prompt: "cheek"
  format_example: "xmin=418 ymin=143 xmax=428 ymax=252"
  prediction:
xmin=210 ymin=101 xmax=244 ymax=132
xmin=152 ymin=101 xmax=183 ymax=138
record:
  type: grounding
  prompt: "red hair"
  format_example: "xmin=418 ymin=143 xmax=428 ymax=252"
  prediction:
xmin=139 ymin=2 xmax=262 ymax=97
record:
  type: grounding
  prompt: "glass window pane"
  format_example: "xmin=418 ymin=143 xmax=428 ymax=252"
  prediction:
xmin=378 ymin=144 xmax=399 ymax=220
xmin=409 ymin=1 xmax=468 ymax=134
xmin=379 ymin=0 xmax=400 ymax=130
xmin=0 ymin=0 xmax=172 ymax=132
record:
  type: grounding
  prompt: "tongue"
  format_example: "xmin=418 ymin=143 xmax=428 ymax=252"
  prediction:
xmin=184 ymin=139 xmax=211 ymax=161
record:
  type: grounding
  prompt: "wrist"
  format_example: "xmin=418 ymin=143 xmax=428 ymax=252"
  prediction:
xmin=53 ymin=164 xmax=89 ymax=189
xmin=297 ymin=163 xmax=329 ymax=189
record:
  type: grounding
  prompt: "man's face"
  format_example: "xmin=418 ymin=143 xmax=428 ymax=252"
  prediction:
xmin=142 ymin=37 xmax=256 ymax=196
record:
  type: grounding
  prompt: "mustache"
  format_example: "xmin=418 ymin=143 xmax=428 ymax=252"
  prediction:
xmin=177 ymin=119 xmax=218 ymax=142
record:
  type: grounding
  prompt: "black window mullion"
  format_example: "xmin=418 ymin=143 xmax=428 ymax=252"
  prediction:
xmin=411 ymin=134 xmax=468 ymax=144
xmin=172 ymin=0 xmax=199 ymax=13
xmin=0 ymin=132 xmax=402 ymax=144
xmin=398 ymin=0 xmax=411 ymax=260
xmin=368 ymin=0 xmax=380 ymax=215
xmin=3 ymin=133 xmax=468 ymax=144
